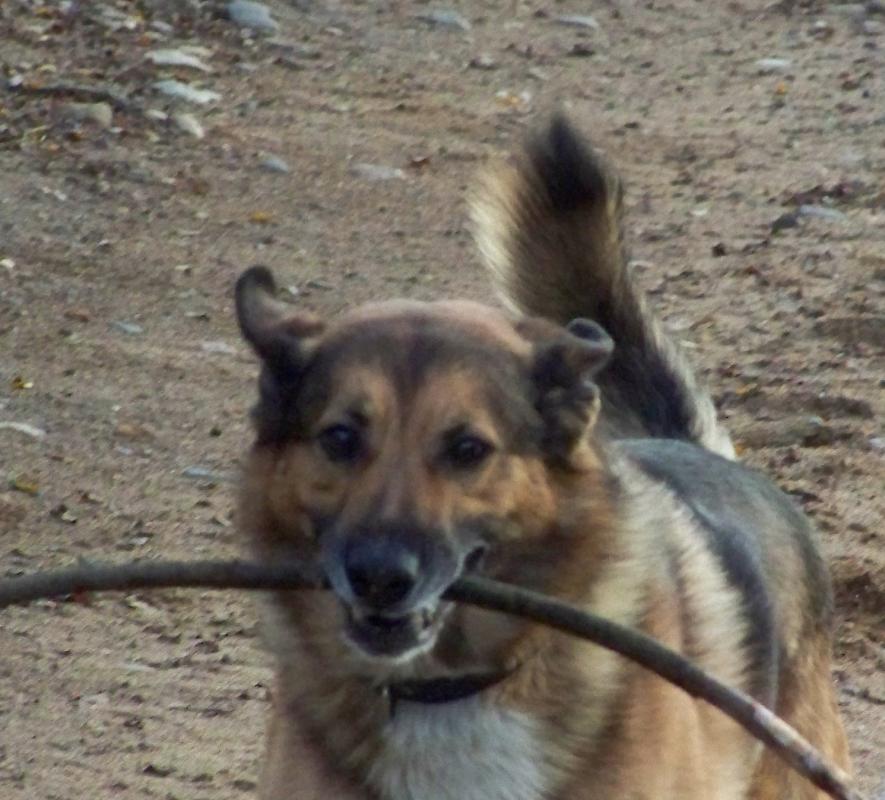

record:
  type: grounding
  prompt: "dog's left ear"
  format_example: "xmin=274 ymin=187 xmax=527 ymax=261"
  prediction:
xmin=530 ymin=318 xmax=613 ymax=468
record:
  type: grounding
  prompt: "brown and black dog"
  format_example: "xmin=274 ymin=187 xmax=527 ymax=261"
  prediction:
xmin=234 ymin=117 xmax=850 ymax=800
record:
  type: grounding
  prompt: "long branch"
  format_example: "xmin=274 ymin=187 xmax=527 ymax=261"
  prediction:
xmin=0 ymin=559 xmax=863 ymax=800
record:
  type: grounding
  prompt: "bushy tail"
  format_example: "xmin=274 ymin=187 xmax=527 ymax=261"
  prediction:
xmin=471 ymin=116 xmax=734 ymax=459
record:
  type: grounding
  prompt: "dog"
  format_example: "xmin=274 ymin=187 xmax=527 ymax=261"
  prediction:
xmin=234 ymin=117 xmax=850 ymax=799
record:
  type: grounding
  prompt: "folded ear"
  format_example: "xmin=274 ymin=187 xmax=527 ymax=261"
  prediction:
xmin=531 ymin=318 xmax=613 ymax=467
xmin=235 ymin=266 xmax=324 ymax=383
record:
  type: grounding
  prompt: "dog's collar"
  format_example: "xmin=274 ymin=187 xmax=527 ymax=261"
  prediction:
xmin=381 ymin=669 xmax=512 ymax=714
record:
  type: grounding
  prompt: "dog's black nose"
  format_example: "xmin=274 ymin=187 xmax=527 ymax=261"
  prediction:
xmin=344 ymin=538 xmax=421 ymax=610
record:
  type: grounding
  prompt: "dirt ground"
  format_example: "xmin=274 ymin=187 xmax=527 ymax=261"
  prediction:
xmin=0 ymin=0 xmax=882 ymax=797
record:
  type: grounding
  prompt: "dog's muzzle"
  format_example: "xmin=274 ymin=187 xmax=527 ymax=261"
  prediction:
xmin=322 ymin=520 xmax=465 ymax=659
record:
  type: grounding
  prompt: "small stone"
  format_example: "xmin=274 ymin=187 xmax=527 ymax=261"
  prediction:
xmin=798 ymin=204 xmax=848 ymax=222
xmin=50 ymin=503 xmax=78 ymax=524
xmin=201 ymin=340 xmax=237 ymax=355
xmin=114 ymin=422 xmax=155 ymax=442
xmin=735 ymin=416 xmax=840 ymax=449
xmin=350 ymin=163 xmax=405 ymax=181
xmin=61 ymin=102 xmax=113 ymax=129
xmin=146 ymin=49 xmax=212 ymax=72
xmin=143 ymin=763 xmax=175 ymax=778
xmin=771 ymin=211 xmax=800 ymax=233
xmin=468 ymin=54 xmax=497 ymax=70
xmin=227 ymin=0 xmax=279 ymax=32
xmin=182 ymin=466 xmax=228 ymax=483
xmin=0 ymin=422 xmax=47 ymax=440
xmin=64 ymin=308 xmax=91 ymax=322
xmin=173 ymin=112 xmax=205 ymax=139
xmin=755 ymin=58 xmax=791 ymax=73
xmin=862 ymin=19 xmax=884 ymax=33
xmin=259 ymin=154 xmax=290 ymax=173
xmin=814 ymin=316 xmax=885 ymax=348
xmin=154 ymin=80 xmax=221 ymax=105
xmin=555 ymin=14 xmax=600 ymax=30
xmin=112 ymin=321 xmax=144 ymax=335
xmin=415 ymin=10 xmax=471 ymax=31
xmin=10 ymin=475 xmax=40 ymax=496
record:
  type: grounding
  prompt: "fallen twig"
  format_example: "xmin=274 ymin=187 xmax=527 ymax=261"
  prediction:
xmin=14 ymin=81 xmax=131 ymax=110
xmin=0 ymin=559 xmax=863 ymax=800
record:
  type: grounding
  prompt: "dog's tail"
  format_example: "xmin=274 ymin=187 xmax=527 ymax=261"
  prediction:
xmin=471 ymin=116 xmax=734 ymax=458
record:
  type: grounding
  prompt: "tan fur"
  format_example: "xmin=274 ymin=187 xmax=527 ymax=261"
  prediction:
xmin=236 ymin=120 xmax=850 ymax=800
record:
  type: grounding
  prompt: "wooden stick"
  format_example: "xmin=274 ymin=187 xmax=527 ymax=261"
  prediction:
xmin=0 ymin=559 xmax=864 ymax=800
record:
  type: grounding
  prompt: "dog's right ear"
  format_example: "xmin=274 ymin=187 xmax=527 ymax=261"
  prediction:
xmin=235 ymin=266 xmax=324 ymax=384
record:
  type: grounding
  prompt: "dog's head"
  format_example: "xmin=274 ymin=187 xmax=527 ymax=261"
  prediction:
xmin=236 ymin=266 xmax=614 ymax=673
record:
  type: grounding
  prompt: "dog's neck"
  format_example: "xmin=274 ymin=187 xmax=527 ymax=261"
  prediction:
xmin=383 ymin=668 xmax=513 ymax=715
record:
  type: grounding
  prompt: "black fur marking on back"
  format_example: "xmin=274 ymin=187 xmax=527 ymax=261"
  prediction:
xmin=622 ymin=439 xmax=784 ymax=704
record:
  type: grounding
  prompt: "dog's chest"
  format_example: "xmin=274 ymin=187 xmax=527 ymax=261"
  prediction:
xmin=367 ymin=700 xmax=548 ymax=800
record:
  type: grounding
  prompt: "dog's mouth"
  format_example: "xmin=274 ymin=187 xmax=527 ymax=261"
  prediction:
xmin=344 ymin=603 xmax=448 ymax=660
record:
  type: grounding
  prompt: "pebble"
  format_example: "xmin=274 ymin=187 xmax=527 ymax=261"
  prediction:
xmin=61 ymin=102 xmax=113 ymax=129
xmin=112 ymin=320 xmax=144 ymax=335
xmin=814 ymin=316 xmax=885 ymax=348
xmin=755 ymin=58 xmax=792 ymax=73
xmin=115 ymin=422 xmax=155 ymax=441
xmin=736 ymin=416 xmax=840 ymax=449
xmin=468 ymin=54 xmax=498 ymax=70
xmin=227 ymin=0 xmax=279 ymax=32
xmin=182 ymin=466 xmax=230 ymax=483
xmin=173 ymin=112 xmax=205 ymax=139
xmin=146 ymin=49 xmax=212 ymax=72
xmin=150 ymin=20 xmax=175 ymax=35
xmin=415 ymin=10 xmax=472 ymax=31
xmin=154 ymin=80 xmax=221 ymax=105
xmin=350 ymin=163 xmax=405 ymax=181
xmin=798 ymin=204 xmax=848 ymax=222
xmin=0 ymin=421 xmax=47 ymax=440
xmin=555 ymin=14 xmax=601 ymax=30
xmin=259 ymin=154 xmax=290 ymax=173
xmin=200 ymin=340 xmax=237 ymax=355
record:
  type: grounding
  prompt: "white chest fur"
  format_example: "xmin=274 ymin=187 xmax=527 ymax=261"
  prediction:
xmin=367 ymin=699 xmax=548 ymax=800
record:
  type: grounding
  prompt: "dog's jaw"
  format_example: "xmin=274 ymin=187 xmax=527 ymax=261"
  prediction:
xmin=343 ymin=600 xmax=451 ymax=665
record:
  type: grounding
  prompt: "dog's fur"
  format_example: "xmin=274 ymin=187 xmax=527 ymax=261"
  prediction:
xmin=235 ymin=117 xmax=850 ymax=800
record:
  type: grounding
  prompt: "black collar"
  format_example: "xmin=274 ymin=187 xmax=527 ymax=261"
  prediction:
xmin=382 ymin=669 xmax=512 ymax=715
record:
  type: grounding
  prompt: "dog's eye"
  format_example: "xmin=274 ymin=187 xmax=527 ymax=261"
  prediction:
xmin=318 ymin=424 xmax=362 ymax=463
xmin=444 ymin=434 xmax=493 ymax=470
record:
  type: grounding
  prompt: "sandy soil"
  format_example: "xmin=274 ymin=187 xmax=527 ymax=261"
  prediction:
xmin=0 ymin=0 xmax=882 ymax=797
